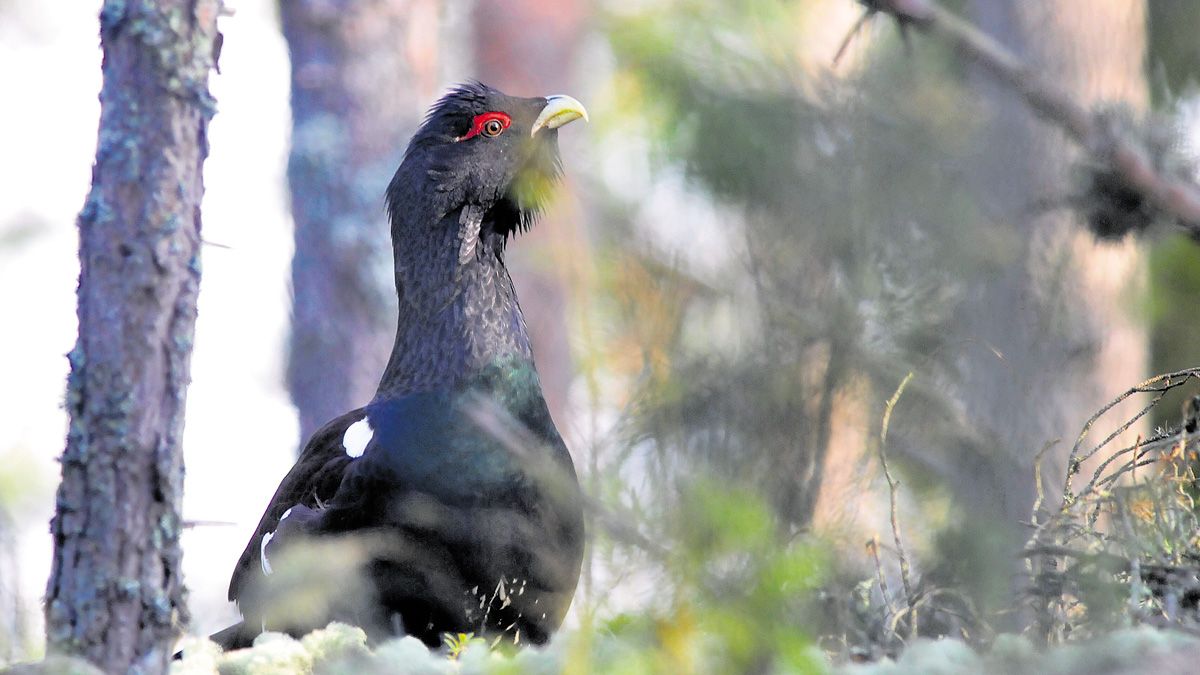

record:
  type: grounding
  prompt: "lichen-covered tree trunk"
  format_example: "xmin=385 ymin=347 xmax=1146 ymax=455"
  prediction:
xmin=45 ymin=1 xmax=219 ymax=672
xmin=282 ymin=0 xmax=471 ymax=442
xmin=954 ymin=0 xmax=1148 ymax=581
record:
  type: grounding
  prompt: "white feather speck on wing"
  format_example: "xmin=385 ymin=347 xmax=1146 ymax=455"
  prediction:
xmin=342 ymin=417 xmax=373 ymax=458
xmin=260 ymin=530 xmax=275 ymax=575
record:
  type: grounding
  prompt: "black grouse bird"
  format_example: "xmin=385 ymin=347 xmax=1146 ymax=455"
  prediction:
xmin=212 ymin=83 xmax=587 ymax=650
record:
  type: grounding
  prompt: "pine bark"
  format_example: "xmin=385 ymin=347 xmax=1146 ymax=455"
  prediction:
xmin=45 ymin=1 xmax=219 ymax=672
xmin=282 ymin=0 xmax=469 ymax=442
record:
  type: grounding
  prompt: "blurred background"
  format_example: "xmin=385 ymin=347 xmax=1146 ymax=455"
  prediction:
xmin=2 ymin=0 xmax=1199 ymax=667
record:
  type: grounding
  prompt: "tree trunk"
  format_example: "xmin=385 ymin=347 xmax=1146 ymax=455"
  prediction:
xmin=45 ymin=1 xmax=220 ymax=672
xmin=282 ymin=0 xmax=470 ymax=442
xmin=955 ymin=0 xmax=1147 ymax=583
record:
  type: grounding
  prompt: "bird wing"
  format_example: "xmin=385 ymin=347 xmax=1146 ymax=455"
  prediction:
xmin=226 ymin=407 xmax=366 ymax=604
xmin=283 ymin=391 xmax=582 ymax=642
xmin=225 ymin=388 xmax=583 ymax=642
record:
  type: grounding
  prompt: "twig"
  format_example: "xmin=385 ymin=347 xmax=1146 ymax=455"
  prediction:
xmin=1020 ymin=544 xmax=1131 ymax=573
xmin=1095 ymin=458 xmax=1160 ymax=491
xmin=1075 ymin=432 xmax=1171 ymax=502
xmin=1029 ymin=440 xmax=1058 ymax=529
xmin=879 ymin=371 xmax=915 ymax=636
xmin=832 ymin=7 xmax=876 ymax=67
xmin=1071 ymin=392 xmax=1165 ymax=476
xmin=857 ymin=0 xmax=1200 ymax=237
xmin=1063 ymin=369 xmax=1200 ymax=500
xmin=583 ymin=493 xmax=671 ymax=561
xmin=867 ymin=537 xmax=899 ymax=619
xmin=1131 ymin=434 xmax=1144 ymax=481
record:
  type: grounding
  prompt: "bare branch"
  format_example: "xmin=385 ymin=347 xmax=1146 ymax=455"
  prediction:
xmin=832 ymin=8 xmax=876 ymax=67
xmin=1063 ymin=369 xmax=1200 ymax=500
xmin=879 ymin=372 xmax=916 ymax=637
xmin=858 ymin=0 xmax=1200 ymax=237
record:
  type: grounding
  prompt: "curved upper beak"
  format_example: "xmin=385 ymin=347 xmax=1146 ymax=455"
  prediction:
xmin=531 ymin=95 xmax=589 ymax=136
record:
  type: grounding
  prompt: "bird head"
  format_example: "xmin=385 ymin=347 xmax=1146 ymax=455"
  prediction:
xmin=388 ymin=82 xmax=588 ymax=242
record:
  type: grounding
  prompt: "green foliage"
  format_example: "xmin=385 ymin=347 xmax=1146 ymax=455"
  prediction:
xmin=665 ymin=483 xmax=828 ymax=673
xmin=442 ymin=633 xmax=477 ymax=661
xmin=1148 ymin=235 xmax=1200 ymax=426
xmin=580 ymin=483 xmax=829 ymax=673
xmin=1147 ymin=0 xmax=1200 ymax=105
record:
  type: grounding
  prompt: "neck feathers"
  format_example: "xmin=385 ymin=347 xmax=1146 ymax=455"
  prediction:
xmin=375 ymin=203 xmax=534 ymax=399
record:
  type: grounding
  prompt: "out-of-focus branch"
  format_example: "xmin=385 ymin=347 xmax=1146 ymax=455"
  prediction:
xmin=847 ymin=0 xmax=1200 ymax=238
xmin=464 ymin=392 xmax=671 ymax=561
xmin=879 ymin=372 xmax=916 ymax=637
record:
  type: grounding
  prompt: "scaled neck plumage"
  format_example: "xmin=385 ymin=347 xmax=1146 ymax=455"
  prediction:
xmin=375 ymin=200 xmax=535 ymax=400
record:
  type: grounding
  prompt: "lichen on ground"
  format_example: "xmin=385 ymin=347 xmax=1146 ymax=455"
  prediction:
xmin=839 ymin=627 xmax=1200 ymax=675
xmin=170 ymin=623 xmax=569 ymax=675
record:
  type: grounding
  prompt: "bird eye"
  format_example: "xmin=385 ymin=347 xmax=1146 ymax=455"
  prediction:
xmin=459 ymin=111 xmax=512 ymax=141
xmin=483 ymin=119 xmax=505 ymax=137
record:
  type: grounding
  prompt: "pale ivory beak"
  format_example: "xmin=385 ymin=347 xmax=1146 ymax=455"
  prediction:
xmin=531 ymin=95 xmax=589 ymax=136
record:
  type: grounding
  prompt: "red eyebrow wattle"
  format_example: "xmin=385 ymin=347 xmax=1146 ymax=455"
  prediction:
xmin=459 ymin=111 xmax=512 ymax=141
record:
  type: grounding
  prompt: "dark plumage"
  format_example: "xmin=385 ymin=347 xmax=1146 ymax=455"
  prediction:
xmin=212 ymin=83 xmax=587 ymax=650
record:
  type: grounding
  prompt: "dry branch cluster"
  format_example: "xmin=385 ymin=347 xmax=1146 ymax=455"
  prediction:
xmin=821 ymin=369 xmax=1200 ymax=663
xmin=1023 ymin=370 xmax=1200 ymax=642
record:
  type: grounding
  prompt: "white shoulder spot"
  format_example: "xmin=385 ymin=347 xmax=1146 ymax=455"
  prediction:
xmin=260 ymin=507 xmax=296 ymax=576
xmin=260 ymin=530 xmax=275 ymax=575
xmin=342 ymin=417 xmax=373 ymax=458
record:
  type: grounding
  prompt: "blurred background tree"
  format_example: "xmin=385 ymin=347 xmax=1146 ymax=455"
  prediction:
xmin=939 ymin=0 xmax=1150 ymax=618
xmin=587 ymin=0 xmax=1200 ymax=637
xmin=282 ymin=0 xmax=473 ymax=442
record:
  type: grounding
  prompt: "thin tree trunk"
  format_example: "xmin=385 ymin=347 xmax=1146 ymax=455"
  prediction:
xmin=955 ymin=0 xmax=1147 ymax=593
xmin=282 ymin=0 xmax=469 ymax=442
xmin=45 ymin=1 xmax=220 ymax=672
